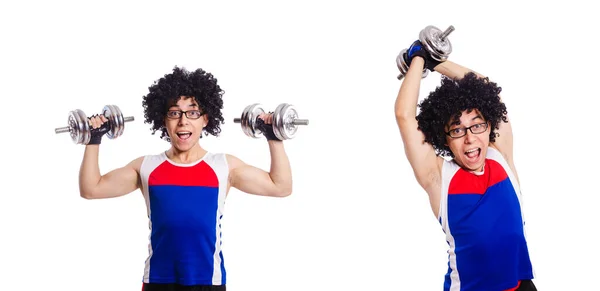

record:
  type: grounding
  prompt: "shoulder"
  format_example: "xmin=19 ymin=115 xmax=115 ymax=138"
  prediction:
xmin=128 ymin=156 xmax=145 ymax=169
xmin=224 ymin=153 xmax=244 ymax=169
xmin=198 ymin=152 xmax=238 ymax=171
xmin=131 ymin=152 xmax=165 ymax=172
xmin=486 ymin=145 xmax=518 ymax=177
xmin=438 ymin=156 xmax=462 ymax=186
xmin=489 ymin=143 xmax=513 ymax=165
xmin=435 ymin=155 xmax=457 ymax=178
xmin=486 ymin=145 xmax=510 ymax=165
xmin=436 ymin=156 xmax=445 ymax=171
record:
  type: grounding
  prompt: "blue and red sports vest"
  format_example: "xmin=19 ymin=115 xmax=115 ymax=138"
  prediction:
xmin=139 ymin=151 xmax=229 ymax=286
xmin=438 ymin=147 xmax=534 ymax=290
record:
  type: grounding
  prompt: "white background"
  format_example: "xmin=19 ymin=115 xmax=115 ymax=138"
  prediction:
xmin=1 ymin=0 xmax=599 ymax=290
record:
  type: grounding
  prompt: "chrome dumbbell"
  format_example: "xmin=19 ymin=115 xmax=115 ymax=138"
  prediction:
xmin=397 ymin=25 xmax=455 ymax=80
xmin=54 ymin=105 xmax=134 ymax=144
xmin=233 ymin=103 xmax=309 ymax=140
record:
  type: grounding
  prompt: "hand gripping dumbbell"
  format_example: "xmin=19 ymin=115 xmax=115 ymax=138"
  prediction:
xmin=233 ymin=103 xmax=309 ymax=140
xmin=396 ymin=25 xmax=455 ymax=80
xmin=54 ymin=105 xmax=134 ymax=144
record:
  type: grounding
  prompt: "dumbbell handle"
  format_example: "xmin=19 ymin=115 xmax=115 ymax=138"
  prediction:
xmin=233 ymin=117 xmax=309 ymax=125
xmin=439 ymin=25 xmax=455 ymax=40
xmin=54 ymin=116 xmax=135 ymax=134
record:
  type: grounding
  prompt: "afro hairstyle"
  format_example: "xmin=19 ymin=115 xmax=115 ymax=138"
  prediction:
xmin=142 ymin=66 xmax=225 ymax=142
xmin=416 ymin=72 xmax=508 ymax=158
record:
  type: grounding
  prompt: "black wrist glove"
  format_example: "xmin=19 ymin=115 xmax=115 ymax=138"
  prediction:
xmin=88 ymin=114 xmax=110 ymax=145
xmin=406 ymin=40 xmax=442 ymax=71
xmin=256 ymin=116 xmax=281 ymax=141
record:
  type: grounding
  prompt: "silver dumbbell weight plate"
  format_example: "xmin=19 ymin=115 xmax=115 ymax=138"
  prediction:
xmin=104 ymin=104 xmax=125 ymax=139
xmin=67 ymin=109 xmax=91 ymax=145
xmin=396 ymin=48 xmax=428 ymax=80
xmin=419 ymin=25 xmax=454 ymax=62
xmin=55 ymin=104 xmax=134 ymax=144
xmin=235 ymin=103 xmax=266 ymax=138
xmin=272 ymin=103 xmax=308 ymax=140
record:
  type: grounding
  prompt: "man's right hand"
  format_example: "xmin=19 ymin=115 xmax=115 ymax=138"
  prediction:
xmin=406 ymin=40 xmax=442 ymax=71
xmin=88 ymin=114 xmax=110 ymax=145
xmin=256 ymin=113 xmax=281 ymax=141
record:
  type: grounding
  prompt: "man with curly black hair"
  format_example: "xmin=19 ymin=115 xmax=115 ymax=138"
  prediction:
xmin=394 ymin=41 xmax=536 ymax=291
xmin=79 ymin=66 xmax=293 ymax=291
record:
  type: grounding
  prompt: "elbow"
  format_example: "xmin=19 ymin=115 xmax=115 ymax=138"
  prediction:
xmin=280 ymin=188 xmax=293 ymax=197
xmin=395 ymin=112 xmax=414 ymax=123
xmin=394 ymin=102 xmax=413 ymax=121
xmin=273 ymin=184 xmax=293 ymax=198
xmin=79 ymin=190 xmax=95 ymax=199
xmin=79 ymin=186 xmax=97 ymax=200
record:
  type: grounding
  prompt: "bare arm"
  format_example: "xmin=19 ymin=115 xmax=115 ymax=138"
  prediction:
xmin=228 ymin=140 xmax=292 ymax=197
xmin=79 ymin=145 xmax=142 ymax=199
xmin=395 ymin=57 xmax=441 ymax=191
xmin=434 ymin=60 xmax=514 ymax=165
xmin=434 ymin=60 xmax=486 ymax=80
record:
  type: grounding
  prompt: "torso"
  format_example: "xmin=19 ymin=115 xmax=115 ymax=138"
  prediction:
xmin=428 ymin=145 xmax=518 ymax=217
xmin=430 ymin=147 xmax=533 ymax=290
xmin=137 ymin=151 xmax=230 ymax=285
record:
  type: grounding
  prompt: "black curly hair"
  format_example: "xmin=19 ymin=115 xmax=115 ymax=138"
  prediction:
xmin=416 ymin=72 xmax=508 ymax=158
xmin=142 ymin=66 xmax=225 ymax=142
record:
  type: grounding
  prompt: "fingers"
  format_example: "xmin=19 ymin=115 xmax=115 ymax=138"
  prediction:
xmin=88 ymin=114 xmax=108 ymax=129
xmin=258 ymin=113 xmax=273 ymax=124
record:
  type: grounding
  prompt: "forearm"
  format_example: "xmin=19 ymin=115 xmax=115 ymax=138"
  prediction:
xmin=395 ymin=57 xmax=425 ymax=120
xmin=436 ymin=60 xmax=506 ymax=105
xmin=434 ymin=60 xmax=485 ymax=80
xmin=79 ymin=145 xmax=102 ymax=198
xmin=267 ymin=140 xmax=292 ymax=195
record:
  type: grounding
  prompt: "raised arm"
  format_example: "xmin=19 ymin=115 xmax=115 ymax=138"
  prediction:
xmin=78 ymin=115 xmax=142 ymax=199
xmin=395 ymin=56 xmax=441 ymax=191
xmin=78 ymin=146 xmax=142 ymax=199
xmin=227 ymin=139 xmax=292 ymax=198
xmin=434 ymin=60 xmax=514 ymax=164
xmin=434 ymin=60 xmax=485 ymax=80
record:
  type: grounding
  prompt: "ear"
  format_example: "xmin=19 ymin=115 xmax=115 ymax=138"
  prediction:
xmin=202 ymin=114 xmax=209 ymax=126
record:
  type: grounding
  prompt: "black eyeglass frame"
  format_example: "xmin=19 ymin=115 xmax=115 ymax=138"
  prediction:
xmin=445 ymin=122 xmax=489 ymax=138
xmin=165 ymin=110 xmax=205 ymax=120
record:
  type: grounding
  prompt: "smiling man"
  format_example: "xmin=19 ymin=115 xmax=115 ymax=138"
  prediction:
xmin=79 ymin=66 xmax=293 ymax=291
xmin=394 ymin=41 xmax=536 ymax=291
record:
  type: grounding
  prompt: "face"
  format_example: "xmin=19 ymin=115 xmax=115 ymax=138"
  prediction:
xmin=164 ymin=96 xmax=208 ymax=151
xmin=445 ymin=109 xmax=490 ymax=172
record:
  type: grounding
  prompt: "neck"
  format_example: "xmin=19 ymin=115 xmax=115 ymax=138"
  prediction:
xmin=467 ymin=163 xmax=485 ymax=174
xmin=454 ymin=160 xmax=485 ymax=174
xmin=166 ymin=143 xmax=207 ymax=164
xmin=470 ymin=164 xmax=485 ymax=174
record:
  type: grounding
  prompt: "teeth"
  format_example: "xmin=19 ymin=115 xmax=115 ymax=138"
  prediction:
xmin=177 ymin=132 xmax=191 ymax=135
xmin=466 ymin=148 xmax=478 ymax=154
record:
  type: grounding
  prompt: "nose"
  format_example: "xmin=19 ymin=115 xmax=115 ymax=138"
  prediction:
xmin=464 ymin=129 xmax=477 ymax=144
xmin=177 ymin=113 xmax=190 ymax=125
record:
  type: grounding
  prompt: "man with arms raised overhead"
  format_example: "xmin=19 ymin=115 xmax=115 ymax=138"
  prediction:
xmin=394 ymin=41 xmax=536 ymax=291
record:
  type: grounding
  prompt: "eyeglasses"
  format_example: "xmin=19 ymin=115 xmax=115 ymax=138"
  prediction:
xmin=166 ymin=110 xmax=205 ymax=120
xmin=445 ymin=122 xmax=488 ymax=138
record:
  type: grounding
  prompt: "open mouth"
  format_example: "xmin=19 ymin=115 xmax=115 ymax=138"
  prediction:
xmin=176 ymin=131 xmax=192 ymax=140
xmin=465 ymin=148 xmax=481 ymax=160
